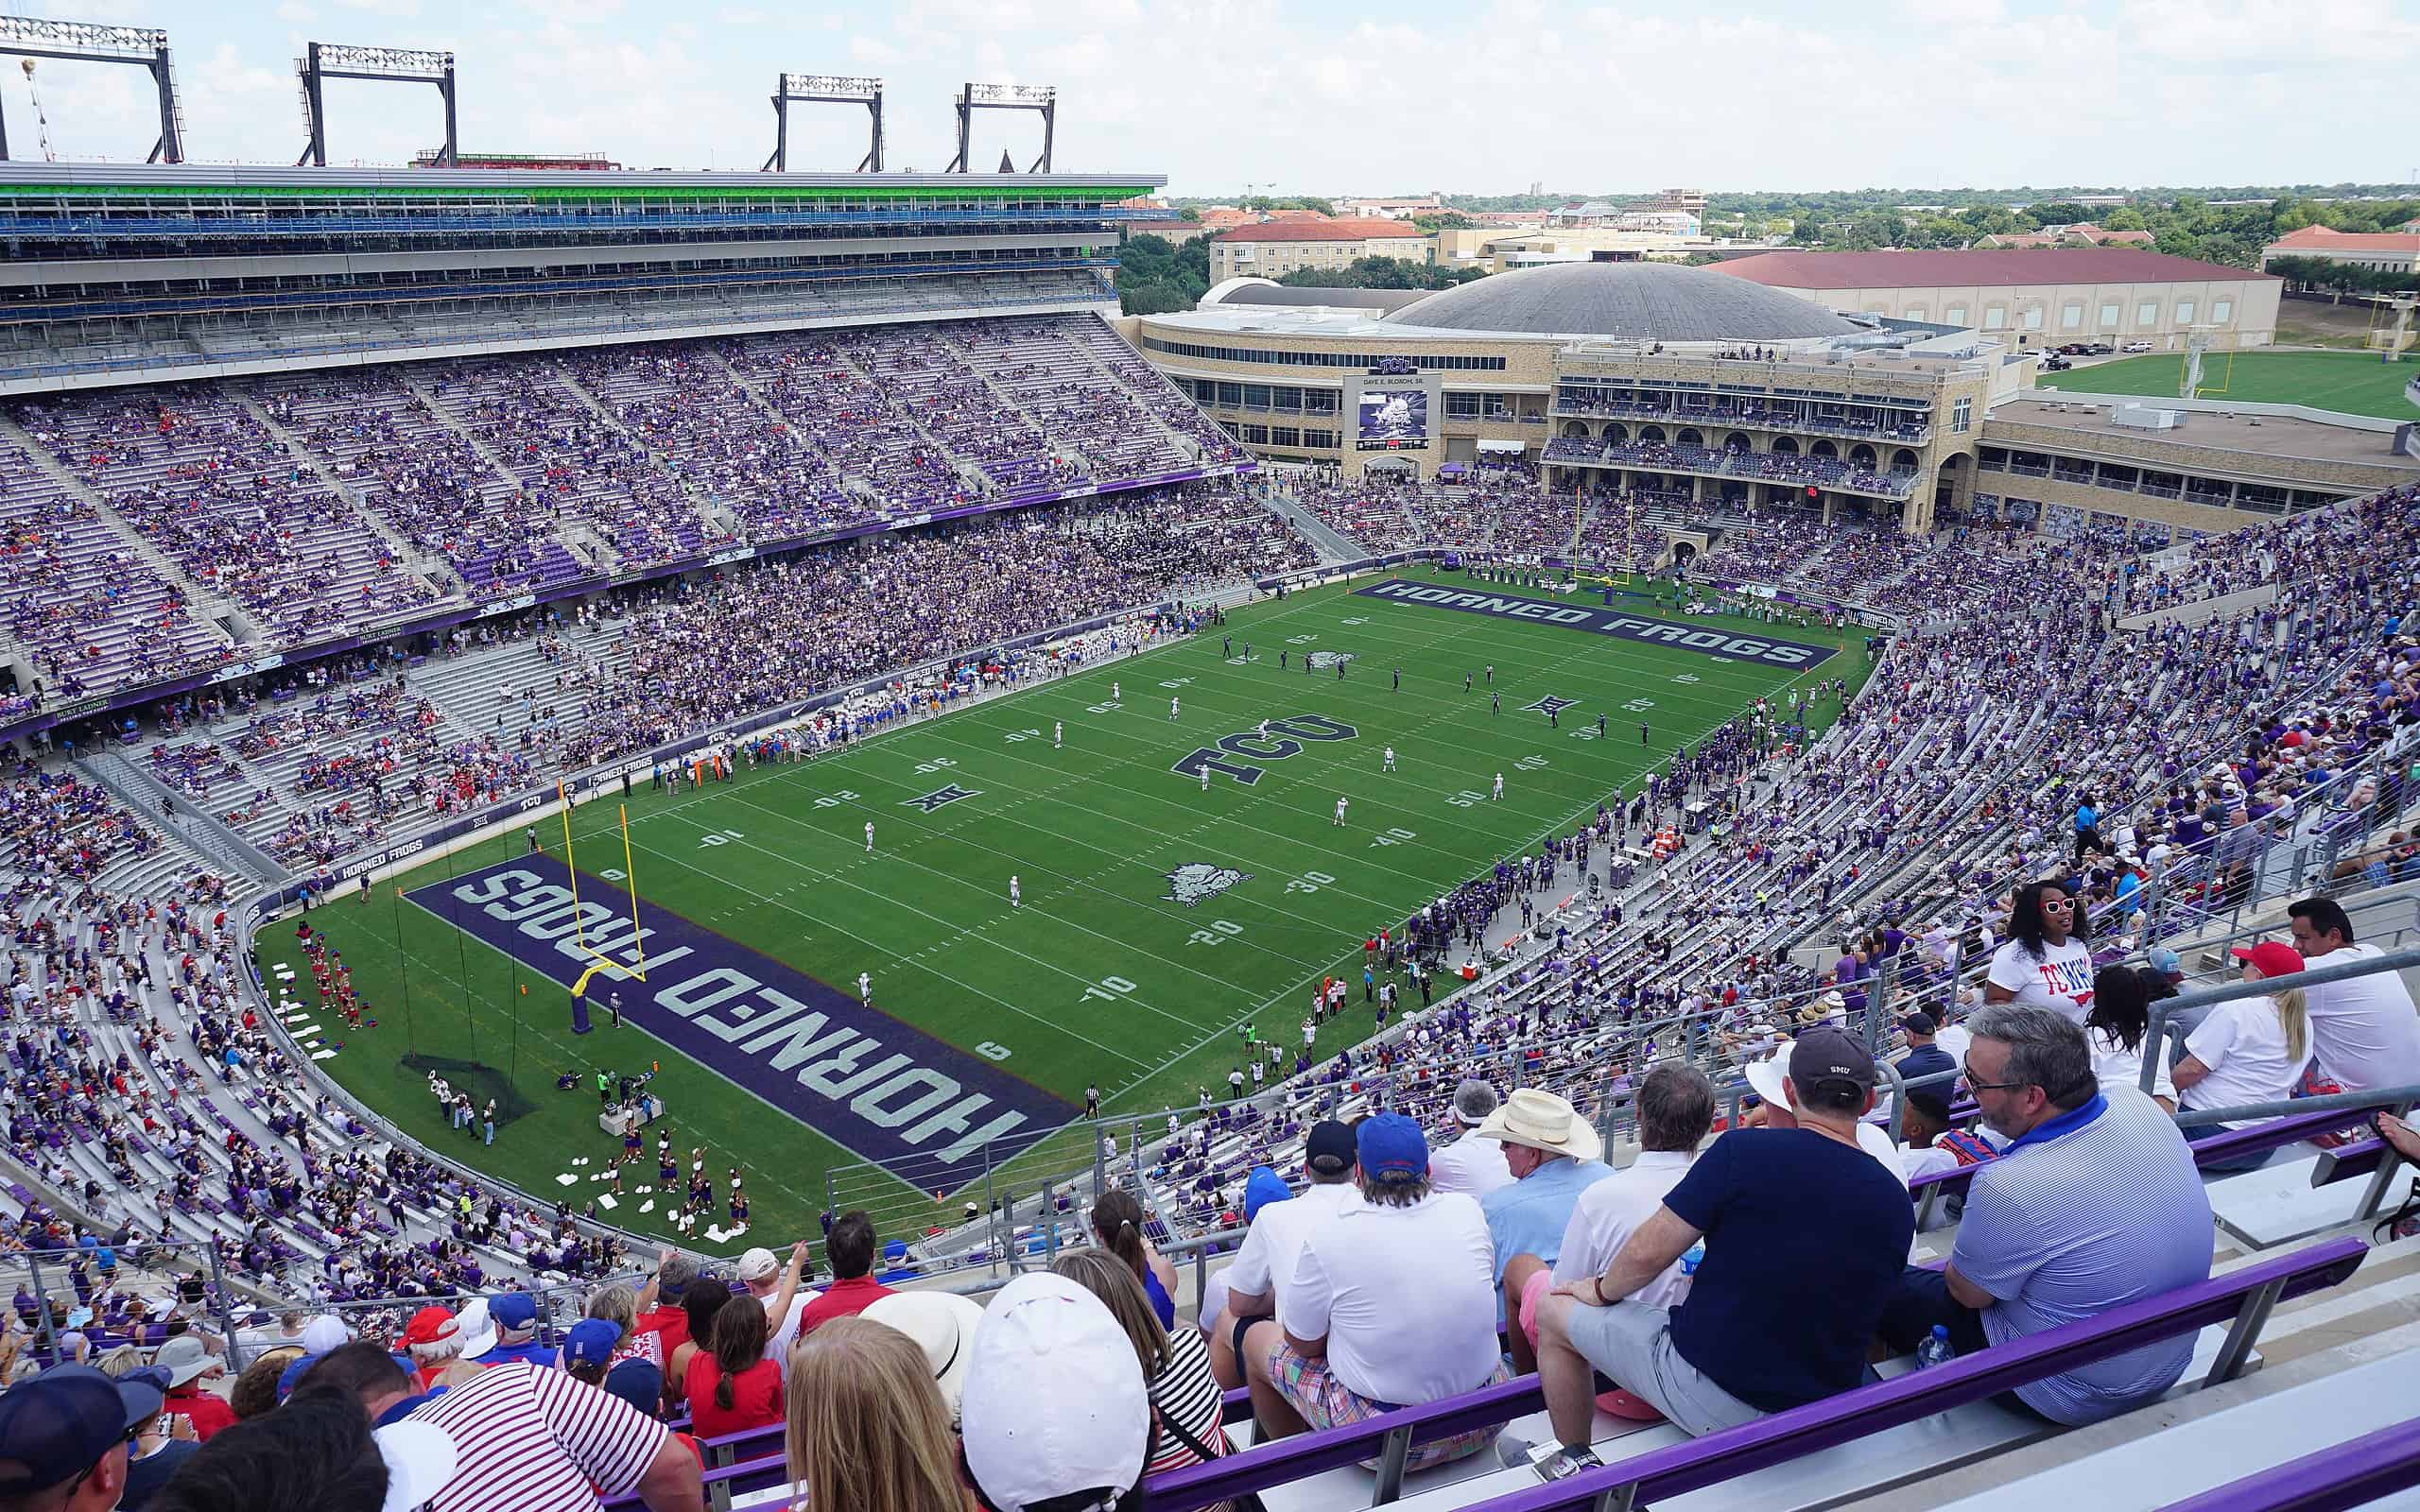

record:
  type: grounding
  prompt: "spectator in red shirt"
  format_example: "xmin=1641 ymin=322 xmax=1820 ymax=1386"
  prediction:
xmin=685 ymin=1242 xmax=806 ymax=1438
xmin=632 ymin=1248 xmax=699 ymax=1356
xmin=153 ymin=1336 xmax=236 ymax=1442
xmin=665 ymin=1287 xmax=730 ymax=1412
xmin=791 ymin=1212 xmax=894 ymax=1340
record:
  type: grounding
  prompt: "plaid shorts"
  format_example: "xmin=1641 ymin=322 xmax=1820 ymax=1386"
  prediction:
xmin=1265 ymin=1339 xmax=1509 ymax=1473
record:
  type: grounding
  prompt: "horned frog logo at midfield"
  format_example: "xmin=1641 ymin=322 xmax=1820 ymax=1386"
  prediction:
xmin=1164 ymin=862 xmax=1252 ymax=907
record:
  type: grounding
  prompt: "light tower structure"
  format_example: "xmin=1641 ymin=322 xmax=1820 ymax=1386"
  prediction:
xmin=945 ymin=82 xmax=1056 ymax=173
xmin=295 ymin=43 xmax=456 ymax=167
xmin=762 ymin=74 xmax=883 ymax=173
xmin=0 ymin=15 xmax=183 ymax=163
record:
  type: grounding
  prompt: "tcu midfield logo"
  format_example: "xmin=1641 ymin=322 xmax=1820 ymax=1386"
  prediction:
xmin=1164 ymin=863 xmax=1252 ymax=906
xmin=1171 ymin=713 xmax=1358 ymax=787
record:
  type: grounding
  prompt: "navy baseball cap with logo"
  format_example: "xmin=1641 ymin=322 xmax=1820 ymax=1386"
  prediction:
xmin=0 ymin=1365 xmax=164 ymax=1494
xmin=1304 ymin=1119 xmax=1357 ymax=1177
xmin=1789 ymin=1023 xmax=1879 ymax=1096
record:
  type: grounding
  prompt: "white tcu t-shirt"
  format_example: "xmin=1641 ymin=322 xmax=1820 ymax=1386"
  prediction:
xmin=1988 ymin=936 xmax=2098 ymax=1022
xmin=2183 ymin=997 xmax=2314 ymax=1127
xmin=2300 ymin=944 xmax=2420 ymax=1092
xmin=1549 ymin=1151 xmax=1697 ymax=1309
xmin=1282 ymin=1190 xmax=1498 ymax=1407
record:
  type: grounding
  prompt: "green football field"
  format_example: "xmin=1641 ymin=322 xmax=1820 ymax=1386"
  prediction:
xmin=251 ymin=574 xmax=1875 ymax=1250
xmin=2040 ymin=347 xmax=2418 ymax=420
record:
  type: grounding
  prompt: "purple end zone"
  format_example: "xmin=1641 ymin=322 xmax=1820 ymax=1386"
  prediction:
xmin=406 ymin=854 xmax=1080 ymax=1195
xmin=1353 ymin=579 xmax=1838 ymax=670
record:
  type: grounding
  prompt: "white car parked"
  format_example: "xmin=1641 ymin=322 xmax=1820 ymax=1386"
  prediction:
xmin=2120 ymin=340 xmax=2155 ymax=353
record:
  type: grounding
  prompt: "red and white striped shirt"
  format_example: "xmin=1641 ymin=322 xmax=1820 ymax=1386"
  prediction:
xmin=411 ymin=1361 xmax=667 ymax=1512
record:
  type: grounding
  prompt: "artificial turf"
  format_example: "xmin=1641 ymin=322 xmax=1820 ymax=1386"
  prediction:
xmin=251 ymin=572 xmax=1876 ymax=1251
xmin=2038 ymin=347 xmax=2419 ymax=420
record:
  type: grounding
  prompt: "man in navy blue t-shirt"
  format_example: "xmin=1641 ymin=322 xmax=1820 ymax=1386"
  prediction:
xmin=1526 ymin=1025 xmax=1912 ymax=1479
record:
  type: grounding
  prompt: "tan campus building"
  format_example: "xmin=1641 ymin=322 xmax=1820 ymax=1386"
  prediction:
xmin=1206 ymin=218 xmax=1431 ymax=282
xmin=2260 ymin=226 xmax=2420 ymax=276
xmin=1711 ymin=248 xmax=2282 ymax=352
xmin=1125 ymin=260 xmax=2414 ymax=541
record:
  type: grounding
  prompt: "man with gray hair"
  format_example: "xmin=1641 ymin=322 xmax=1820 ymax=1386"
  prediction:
xmin=1876 ymin=1004 xmax=2211 ymax=1425
xmin=1426 ymin=1079 xmax=1513 ymax=1197
xmin=1500 ymin=1064 xmax=1715 ymax=1378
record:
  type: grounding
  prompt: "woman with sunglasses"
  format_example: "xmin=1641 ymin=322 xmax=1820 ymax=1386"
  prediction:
xmin=1982 ymin=880 xmax=2097 ymax=1023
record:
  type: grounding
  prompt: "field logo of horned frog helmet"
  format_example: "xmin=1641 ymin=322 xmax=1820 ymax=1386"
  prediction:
xmin=1164 ymin=862 xmax=1252 ymax=907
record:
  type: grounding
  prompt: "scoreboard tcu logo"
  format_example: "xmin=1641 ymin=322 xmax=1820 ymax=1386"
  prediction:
xmin=1172 ymin=713 xmax=1358 ymax=786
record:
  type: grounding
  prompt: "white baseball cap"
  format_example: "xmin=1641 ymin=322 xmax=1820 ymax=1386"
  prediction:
xmin=450 ymin=1297 xmax=497 ymax=1363
xmin=374 ymin=1419 xmax=460 ymax=1512
xmin=736 ymin=1247 xmax=779 ymax=1284
xmin=959 ymin=1274 xmax=1149 ymax=1512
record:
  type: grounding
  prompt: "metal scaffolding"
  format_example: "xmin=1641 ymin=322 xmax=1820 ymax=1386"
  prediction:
xmin=946 ymin=81 xmax=1055 ymax=174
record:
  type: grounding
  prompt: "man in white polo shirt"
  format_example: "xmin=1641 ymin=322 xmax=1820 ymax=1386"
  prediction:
xmin=2286 ymin=897 xmax=2420 ymax=1092
xmin=1209 ymin=1120 xmax=1361 ymax=1389
xmin=1426 ymin=1079 xmax=1513 ymax=1197
xmin=1243 ymin=1113 xmax=1506 ymax=1473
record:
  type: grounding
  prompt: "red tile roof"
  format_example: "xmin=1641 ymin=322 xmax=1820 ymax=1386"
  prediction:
xmin=1713 ymin=247 xmax=2275 ymax=289
xmin=2264 ymin=226 xmax=2420 ymax=254
xmin=1210 ymin=217 xmax=1432 ymax=244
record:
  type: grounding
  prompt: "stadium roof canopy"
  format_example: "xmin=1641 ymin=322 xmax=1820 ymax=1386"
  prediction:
xmin=1383 ymin=260 xmax=1860 ymax=342
xmin=1714 ymin=247 xmax=2279 ymax=288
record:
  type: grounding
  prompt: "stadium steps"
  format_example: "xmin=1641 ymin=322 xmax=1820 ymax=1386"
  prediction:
xmin=389 ymin=369 xmax=553 ymax=534
xmin=0 ymin=411 xmax=257 ymax=645
xmin=1263 ymin=486 xmax=1367 ymax=564
xmin=230 ymin=392 xmax=455 ymax=594
xmin=547 ymin=359 xmax=746 ymax=540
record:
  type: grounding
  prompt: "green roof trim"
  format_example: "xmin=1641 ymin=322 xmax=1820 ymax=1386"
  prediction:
xmin=0 ymin=180 xmax=1156 ymax=206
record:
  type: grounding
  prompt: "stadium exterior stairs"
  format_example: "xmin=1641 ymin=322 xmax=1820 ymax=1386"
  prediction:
xmin=0 ymin=411 xmax=257 ymax=644
xmin=79 ymin=745 xmax=284 ymax=885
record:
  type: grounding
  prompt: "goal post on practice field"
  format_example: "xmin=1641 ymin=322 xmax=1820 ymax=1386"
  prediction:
xmin=558 ymin=782 xmax=647 ymax=1023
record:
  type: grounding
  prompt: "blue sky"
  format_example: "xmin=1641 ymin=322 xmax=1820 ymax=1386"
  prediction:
xmin=5 ymin=0 xmax=2415 ymax=195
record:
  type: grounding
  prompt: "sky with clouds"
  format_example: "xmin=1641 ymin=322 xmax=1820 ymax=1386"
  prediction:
xmin=4 ymin=0 xmax=2415 ymax=196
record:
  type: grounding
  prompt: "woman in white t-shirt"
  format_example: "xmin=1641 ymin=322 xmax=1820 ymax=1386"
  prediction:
xmin=2085 ymin=965 xmax=2175 ymax=1109
xmin=1983 ymin=880 xmax=2098 ymax=1022
xmin=2172 ymin=941 xmax=2313 ymax=1170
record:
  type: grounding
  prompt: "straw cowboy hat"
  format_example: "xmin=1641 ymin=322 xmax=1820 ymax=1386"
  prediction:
xmin=1470 ymin=1089 xmax=1603 ymax=1163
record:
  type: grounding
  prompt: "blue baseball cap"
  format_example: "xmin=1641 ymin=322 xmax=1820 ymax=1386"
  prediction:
xmin=489 ymin=1292 xmax=539 ymax=1333
xmin=1356 ymin=1112 xmax=1429 ymax=1184
xmin=562 ymin=1318 xmax=620 ymax=1367
xmin=1242 ymin=1166 xmax=1290 ymax=1221
xmin=0 ymin=1365 xmax=164 ymax=1494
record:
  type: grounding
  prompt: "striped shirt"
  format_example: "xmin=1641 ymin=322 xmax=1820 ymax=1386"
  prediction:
xmin=1145 ymin=1327 xmax=1230 ymax=1481
xmin=412 ymin=1361 xmax=668 ymax=1512
xmin=1952 ymin=1088 xmax=2213 ymax=1425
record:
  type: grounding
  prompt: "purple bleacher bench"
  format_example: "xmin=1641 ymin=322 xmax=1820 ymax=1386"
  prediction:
xmin=2152 ymin=1412 xmax=2420 ymax=1512
xmin=1145 ymin=1235 xmax=2364 ymax=1512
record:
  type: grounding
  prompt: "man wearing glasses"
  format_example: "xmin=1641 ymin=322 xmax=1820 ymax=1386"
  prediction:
xmin=0 ymin=1363 xmax=164 ymax=1511
xmin=1876 ymin=1005 xmax=2212 ymax=1425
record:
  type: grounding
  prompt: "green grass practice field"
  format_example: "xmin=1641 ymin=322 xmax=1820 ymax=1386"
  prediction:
xmin=2039 ymin=347 xmax=2418 ymax=420
xmin=251 ymin=574 xmax=1875 ymax=1249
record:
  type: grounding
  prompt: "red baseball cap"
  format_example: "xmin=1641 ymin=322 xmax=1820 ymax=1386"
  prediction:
xmin=2228 ymin=941 xmax=2306 ymax=980
xmin=401 ymin=1305 xmax=457 ymax=1348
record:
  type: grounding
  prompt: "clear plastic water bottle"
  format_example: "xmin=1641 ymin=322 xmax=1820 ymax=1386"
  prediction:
xmin=1916 ymin=1324 xmax=1956 ymax=1369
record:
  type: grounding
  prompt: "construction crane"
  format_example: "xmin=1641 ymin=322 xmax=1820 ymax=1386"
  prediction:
xmin=19 ymin=59 xmax=55 ymax=162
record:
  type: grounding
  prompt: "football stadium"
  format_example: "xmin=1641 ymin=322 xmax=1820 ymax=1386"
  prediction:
xmin=6 ymin=23 xmax=2420 ymax=1512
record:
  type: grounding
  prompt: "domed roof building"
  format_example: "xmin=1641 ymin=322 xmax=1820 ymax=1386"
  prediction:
xmin=1383 ymin=261 xmax=1859 ymax=344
